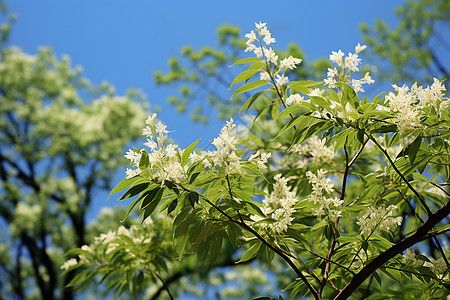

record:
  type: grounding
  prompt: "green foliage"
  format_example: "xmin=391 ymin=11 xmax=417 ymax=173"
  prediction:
xmin=361 ymin=0 xmax=449 ymax=86
xmin=70 ymin=21 xmax=450 ymax=300
xmin=0 ymin=8 xmax=150 ymax=297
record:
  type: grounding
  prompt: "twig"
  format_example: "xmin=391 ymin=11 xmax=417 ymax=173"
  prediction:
xmin=155 ymin=271 xmax=174 ymax=300
xmin=367 ymin=133 xmax=432 ymax=216
xmin=334 ymin=200 xmax=450 ymax=300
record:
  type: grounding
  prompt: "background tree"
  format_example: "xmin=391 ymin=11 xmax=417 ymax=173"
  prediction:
xmin=360 ymin=0 xmax=449 ymax=87
xmin=0 ymin=4 xmax=151 ymax=299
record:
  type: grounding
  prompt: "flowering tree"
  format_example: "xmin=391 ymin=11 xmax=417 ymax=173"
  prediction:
xmin=0 ymin=7 xmax=155 ymax=298
xmin=64 ymin=22 xmax=450 ymax=299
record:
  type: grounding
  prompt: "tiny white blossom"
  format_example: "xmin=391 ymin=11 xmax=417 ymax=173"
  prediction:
xmin=286 ymin=94 xmax=304 ymax=106
xmin=280 ymin=56 xmax=302 ymax=70
xmin=329 ymin=50 xmax=345 ymax=68
xmin=60 ymin=258 xmax=78 ymax=271
xmin=357 ymin=205 xmax=402 ymax=235
xmin=355 ymin=43 xmax=367 ymax=54
xmin=275 ymin=74 xmax=288 ymax=87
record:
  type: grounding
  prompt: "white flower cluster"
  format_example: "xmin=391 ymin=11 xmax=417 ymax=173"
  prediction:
xmin=403 ymin=249 xmax=448 ymax=275
xmin=286 ymin=94 xmax=305 ymax=106
xmin=125 ymin=113 xmax=185 ymax=183
xmin=10 ymin=202 xmax=43 ymax=235
xmin=306 ymin=170 xmax=343 ymax=221
xmin=61 ymin=218 xmax=154 ymax=271
xmin=356 ymin=205 xmax=402 ymax=235
xmin=245 ymin=22 xmax=302 ymax=88
xmin=325 ymin=43 xmax=374 ymax=93
xmin=245 ymin=22 xmax=277 ymax=64
xmin=248 ymin=150 xmax=272 ymax=169
xmin=190 ymin=118 xmax=244 ymax=175
xmin=286 ymin=136 xmax=334 ymax=168
xmin=379 ymin=79 xmax=448 ymax=145
xmin=251 ymin=174 xmax=298 ymax=233
xmin=60 ymin=258 xmax=78 ymax=271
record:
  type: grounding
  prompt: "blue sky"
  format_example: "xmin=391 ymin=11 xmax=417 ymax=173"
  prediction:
xmin=7 ymin=0 xmax=405 ymax=147
xmin=5 ymin=0 xmax=405 ymax=223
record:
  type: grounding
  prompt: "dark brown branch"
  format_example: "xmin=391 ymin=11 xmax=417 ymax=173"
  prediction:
xmin=198 ymin=193 xmax=318 ymax=298
xmin=155 ymin=271 xmax=174 ymax=300
xmin=334 ymin=200 xmax=450 ymax=300
xmin=367 ymin=134 xmax=432 ymax=216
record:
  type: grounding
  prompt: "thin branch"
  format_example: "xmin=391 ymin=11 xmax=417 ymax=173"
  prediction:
xmin=309 ymin=250 xmax=355 ymax=276
xmin=198 ymin=193 xmax=318 ymax=298
xmin=155 ymin=271 xmax=174 ymax=300
xmin=334 ymin=200 xmax=450 ymax=300
xmin=367 ymin=133 xmax=432 ymax=216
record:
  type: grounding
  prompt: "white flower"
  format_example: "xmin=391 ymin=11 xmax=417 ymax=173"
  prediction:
xmin=329 ymin=50 xmax=345 ymax=68
xmin=275 ymin=74 xmax=288 ymax=87
xmin=357 ymin=205 xmax=402 ymax=235
xmin=244 ymin=30 xmax=257 ymax=43
xmin=355 ymin=43 xmax=367 ymax=54
xmin=255 ymin=22 xmax=267 ymax=31
xmin=263 ymin=47 xmax=278 ymax=65
xmin=263 ymin=34 xmax=276 ymax=45
xmin=145 ymin=113 xmax=157 ymax=125
xmin=124 ymin=149 xmax=141 ymax=166
xmin=60 ymin=258 xmax=78 ymax=270
xmin=248 ymin=151 xmax=272 ymax=169
xmin=286 ymin=94 xmax=304 ymax=106
xmin=280 ymin=56 xmax=302 ymax=70
xmin=306 ymin=170 xmax=342 ymax=220
xmin=260 ymin=70 xmax=271 ymax=81
xmin=252 ymin=174 xmax=298 ymax=234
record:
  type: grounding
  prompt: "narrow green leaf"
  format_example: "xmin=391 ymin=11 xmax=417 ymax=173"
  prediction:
xmin=182 ymin=138 xmax=201 ymax=167
xmin=231 ymin=80 xmax=269 ymax=98
xmin=272 ymin=116 xmax=302 ymax=140
xmin=287 ymin=80 xmax=321 ymax=92
xmin=139 ymin=149 xmax=149 ymax=169
xmin=188 ymin=192 xmax=199 ymax=208
xmin=237 ymin=242 xmax=261 ymax=263
xmin=229 ymin=62 xmax=264 ymax=89
xmin=408 ymin=134 xmax=422 ymax=163
xmin=109 ymin=176 xmax=143 ymax=198
xmin=275 ymin=104 xmax=309 ymax=120
xmin=357 ymin=129 xmax=365 ymax=144
xmin=229 ymin=57 xmax=264 ymax=67
xmin=118 ymin=183 xmax=150 ymax=201
xmin=239 ymin=89 xmax=269 ymax=116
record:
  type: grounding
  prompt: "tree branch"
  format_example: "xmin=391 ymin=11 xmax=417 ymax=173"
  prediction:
xmin=334 ymin=199 xmax=450 ymax=300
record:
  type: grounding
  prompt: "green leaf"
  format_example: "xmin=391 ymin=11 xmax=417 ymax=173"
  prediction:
xmin=275 ymin=104 xmax=310 ymax=120
xmin=167 ymin=199 xmax=177 ymax=214
xmin=231 ymin=80 xmax=270 ymax=98
xmin=310 ymin=96 xmax=329 ymax=108
xmin=139 ymin=149 xmax=149 ymax=169
xmin=141 ymin=189 xmax=164 ymax=222
xmin=229 ymin=57 xmax=264 ymax=67
xmin=188 ymin=191 xmax=199 ymax=208
xmin=118 ymin=183 xmax=150 ymax=201
xmin=407 ymin=134 xmax=422 ymax=163
xmin=239 ymin=89 xmax=270 ymax=116
xmin=357 ymin=129 xmax=365 ymax=144
xmin=208 ymin=235 xmax=223 ymax=265
xmin=108 ymin=176 xmax=144 ymax=199
xmin=237 ymin=242 xmax=261 ymax=263
xmin=287 ymin=80 xmax=321 ymax=94
xmin=273 ymin=116 xmax=302 ymax=140
xmin=182 ymin=138 xmax=201 ymax=167
xmin=139 ymin=187 xmax=162 ymax=210
xmin=229 ymin=62 xmax=265 ymax=89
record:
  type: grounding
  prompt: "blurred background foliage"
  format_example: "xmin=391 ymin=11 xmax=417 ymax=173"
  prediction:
xmin=0 ymin=0 xmax=449 ymax=299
